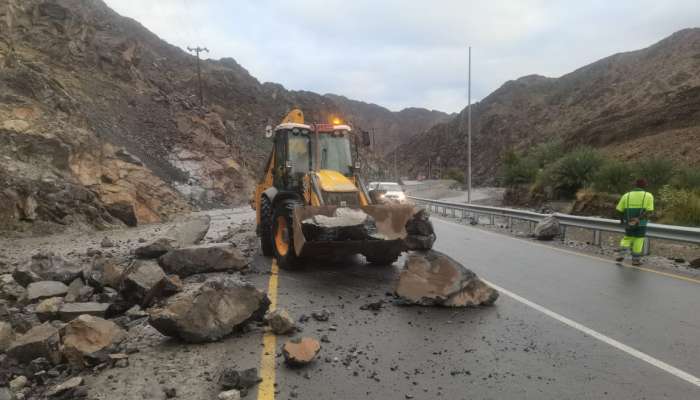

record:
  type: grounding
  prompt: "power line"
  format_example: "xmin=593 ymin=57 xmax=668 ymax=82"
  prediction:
xmin=187 ymin=46 xmax=209 ymax=107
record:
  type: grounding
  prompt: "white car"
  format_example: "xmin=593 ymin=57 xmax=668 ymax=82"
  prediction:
xmin=368 ymin=182 xmax=407 ymax=203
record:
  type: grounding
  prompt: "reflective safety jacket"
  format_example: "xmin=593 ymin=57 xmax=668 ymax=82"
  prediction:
xmin=616 ymin=188 xmax=654 ymax=237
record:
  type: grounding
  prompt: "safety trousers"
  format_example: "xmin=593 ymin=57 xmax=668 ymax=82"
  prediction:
xmin=620 ymin=235 xmax=645 ymax=256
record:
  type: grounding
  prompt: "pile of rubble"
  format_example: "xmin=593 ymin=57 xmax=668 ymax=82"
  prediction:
xmin=0 ymin=216 xmax=271 ymax=399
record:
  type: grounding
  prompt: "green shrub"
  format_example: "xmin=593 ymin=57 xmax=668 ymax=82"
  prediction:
xmin=672 ymin=166 xmax=700 ymax=190
xmin=658 ymin=185 xmax=700 ymax=227
xmin=530 ymin=139 xmax=564 ymax=168
xmin=632 ymin=158 xmax=675 ymax=193
xmin=593 ymin=161 xmax=634 ymax=194
xmin=500 ymin=150 xmax=538 ymax=186
xmin=444 ymin=168 xmax=465 ymax=184
xmin=543 ymin=147 xmax=605 ymax=198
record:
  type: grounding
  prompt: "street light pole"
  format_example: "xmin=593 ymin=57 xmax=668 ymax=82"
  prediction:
xmin=466 ymin=46 xmax=472 ymax=204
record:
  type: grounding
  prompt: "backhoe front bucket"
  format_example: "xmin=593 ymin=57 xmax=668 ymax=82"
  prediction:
xmin=292 ymin=204 xmax=417 ymax=259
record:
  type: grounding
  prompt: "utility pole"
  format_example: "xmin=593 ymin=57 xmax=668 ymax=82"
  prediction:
xmin=394 ymin=151 xmax=398 ymax=181
xmin=187 ymin=46 xmax=209 ymax=107
xmin=466 ymin=45 xmax=472 ymax=204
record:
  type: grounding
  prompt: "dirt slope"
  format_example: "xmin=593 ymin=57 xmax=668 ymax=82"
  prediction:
xmin=395 ymin=29 xmax=700 ymax=184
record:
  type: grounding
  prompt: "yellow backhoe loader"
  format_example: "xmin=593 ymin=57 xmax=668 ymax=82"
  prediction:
xmin=253 ymin=109 xmax=432 ymax=269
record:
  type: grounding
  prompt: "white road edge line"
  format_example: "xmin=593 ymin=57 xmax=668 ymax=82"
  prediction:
xmin=482 ymin=279 xmax=700 ymax=388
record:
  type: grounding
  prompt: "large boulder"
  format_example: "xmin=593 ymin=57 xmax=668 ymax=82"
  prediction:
xmin=148 ymin=276 xmax=269 ymax=343
xmin=396 ymin=250 xmax=498 ymax=307
xmin=163 ymin=215 xmax=211 ymax=247
xmin=61 ymin=315 xmax=126 ymax=366
xmin=26 ymin=281 xmax=69 ymax=302
xmin=7 ymin=323 xmax=62 ymax=364
xmin=534 ymin=215 xmax=560 ymax=241
xmin=158 ymin=244 xmax=248 ymax=277
xmin=120 ymin=260 xmax=179 ymax=306
xmin=13 ymin=252 xmax=83 ymax=286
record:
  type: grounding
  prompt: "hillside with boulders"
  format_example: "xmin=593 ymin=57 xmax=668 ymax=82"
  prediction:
xmin=0 ymin=0 xmax=442 ymax=235
xmin=395 ymin=28 xmax=700 ymax=184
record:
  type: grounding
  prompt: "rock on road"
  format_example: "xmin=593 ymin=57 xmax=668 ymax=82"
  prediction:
xmin=261 ymin=217 xmax=700 ymax=399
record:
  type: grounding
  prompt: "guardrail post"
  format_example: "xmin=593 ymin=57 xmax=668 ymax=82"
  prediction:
xmin=593 ymin=230 xmax=601 ymax=246
xmin=451 ymin=208 xmax=455 ymax=218
xmin=508 ymin=217 xmax=513 ymax=231
xmin=643 ymin=238 xmax=650 ymax=256
xmin=561 ymin=226 xmax=567 ymax=242
xmin=489 ymin=215 xmax=494 ymax=225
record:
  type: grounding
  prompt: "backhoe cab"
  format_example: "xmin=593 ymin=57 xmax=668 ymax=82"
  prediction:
xmin=254 ymin=109 xmax=423 ymax=269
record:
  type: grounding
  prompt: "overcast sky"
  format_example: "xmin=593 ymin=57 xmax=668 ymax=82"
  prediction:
xmin=104 ymin=0 xmax=699 ymax=113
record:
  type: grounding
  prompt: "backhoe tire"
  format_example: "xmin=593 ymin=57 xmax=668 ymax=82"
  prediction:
xmin=365 ymin=251 xmax=402 ymax=266
xmin=272 ymin=200 xmax=300 ymax=270
xmin=259 ymin=196 xmax=274 ymax=256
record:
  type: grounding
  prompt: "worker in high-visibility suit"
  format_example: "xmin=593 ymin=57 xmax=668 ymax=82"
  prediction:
xmin=615 ymin=179 xmax=654 ymax=265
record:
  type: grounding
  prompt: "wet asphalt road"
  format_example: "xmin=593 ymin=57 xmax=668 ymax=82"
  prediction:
xmin=262 ymin=217 xmax=700 ymax=399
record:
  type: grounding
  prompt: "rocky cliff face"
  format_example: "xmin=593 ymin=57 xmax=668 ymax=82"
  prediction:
xmin=0 ymin=0 xmax=441 ymax=235
xmin=396 ymin=29 xmax=700 ymax=184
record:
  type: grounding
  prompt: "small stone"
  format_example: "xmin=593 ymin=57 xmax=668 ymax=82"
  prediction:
xmin=264 ymin=309 xmax=296 ymax=335
xmin=58 ymin=302 xmax=110 ymax=321
xmin=219 ymin=368 xmax=261 ymax=393
xmin=101 ymin=237 xmax=115 ymax=248
xmin=0 ymin=274 xmax=25 ymax=301
xmin=26 ymin=281 xmax=68 ymax=302
xmin=0 ymin=321 xmax=15 ymax=352
xmin=0 ymin=388 xmax=13 ymax=400
xmin=134 ymin=238 xmax=177 ymax=259
xmin=163 ymin=387 xmax=176 ymax=398
xmin=689 ymin=258 xmax=700 ymax=269
xmin=61 ymin=315 xmax=126 ymax=366
xmin=9 ymin=375 xmax=28 ymax=392
xmin=311 ymin=309 xmax=329 ymax=322
xmin=45 ymin=376 xmax=83 ymax=397
xmin=282 ymin=337 xmax=321 ymax=366
xmin=218 ymin=389 xmax=241 ymax=400
xmin=35 ymin=297 xmax=64 ymax=322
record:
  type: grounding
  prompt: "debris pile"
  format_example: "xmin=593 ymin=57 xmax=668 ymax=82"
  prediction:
xmin=0 ymin=215 xmax=273 ymax=398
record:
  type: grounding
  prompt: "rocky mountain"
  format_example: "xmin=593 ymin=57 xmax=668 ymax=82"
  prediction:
xmin=0 ymin=0 xmax=440 ymax=235
xmin=395 ymin=28 xmax=700 ymax=184
xmin=324 ymin=94 xmax=451 ymax=153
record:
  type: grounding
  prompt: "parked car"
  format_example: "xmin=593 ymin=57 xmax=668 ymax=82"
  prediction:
xmin=368 ymin=182 xmax=407 ymax=203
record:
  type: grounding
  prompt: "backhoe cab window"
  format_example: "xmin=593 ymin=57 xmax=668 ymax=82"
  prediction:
xmin=319 ymin=134 xmax=353 ymax=175
xmin=288 ymin=135 xmax=311 ymax=174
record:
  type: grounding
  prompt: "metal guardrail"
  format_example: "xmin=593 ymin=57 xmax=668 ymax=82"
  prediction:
xmin=408 ymin=196 xmax=700 ymax=246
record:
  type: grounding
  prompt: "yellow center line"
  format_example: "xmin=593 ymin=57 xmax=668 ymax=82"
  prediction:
xmin=257 ymin=260 xmax=279 ymax=400
xmin=436 ymin=217 xmax=700 ymax=285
